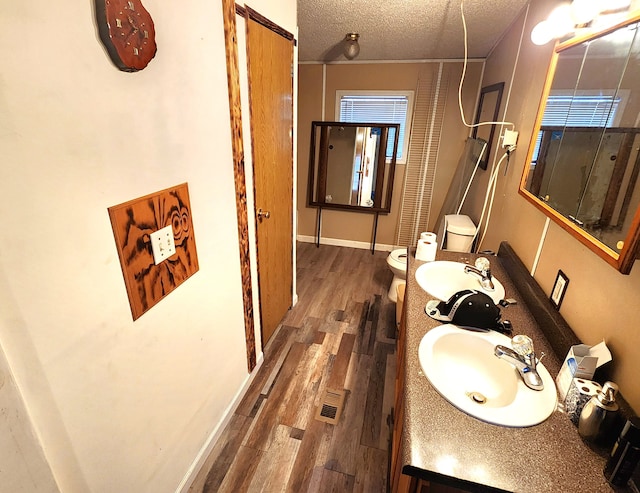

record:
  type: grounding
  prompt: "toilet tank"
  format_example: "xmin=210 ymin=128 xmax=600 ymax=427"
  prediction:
xmin=445 ymin=214 xmax=476 ymax=252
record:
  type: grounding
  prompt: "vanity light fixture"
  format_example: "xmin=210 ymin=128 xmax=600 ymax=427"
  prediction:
xmin=571 ymin=0 xmax=601 ymax=25
xmin=344 ymin=33 xmax=360 ymax=59
xmin=531 ymin=0 xmax=632 ymax=45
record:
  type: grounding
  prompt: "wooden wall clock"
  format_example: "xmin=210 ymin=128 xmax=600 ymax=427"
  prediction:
xmin=95 ymin=0 xmax=157 ymax=72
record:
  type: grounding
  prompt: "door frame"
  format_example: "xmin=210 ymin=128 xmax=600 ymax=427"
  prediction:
xmin=221 ymin=0 xmax=296 ymax=371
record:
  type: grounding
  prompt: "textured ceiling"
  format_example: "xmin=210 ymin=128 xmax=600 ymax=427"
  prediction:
xmin=297 ymin=0 xmax=531 ymax=62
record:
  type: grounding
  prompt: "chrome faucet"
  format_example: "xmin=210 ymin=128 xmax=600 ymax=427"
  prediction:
xmin=464 ymin=257 xmax=495 ymax=291
xmin=494 ymin=335 xmax=544 ymax=391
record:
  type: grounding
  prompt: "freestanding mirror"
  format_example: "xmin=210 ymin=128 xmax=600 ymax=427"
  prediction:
xmin=307 ymin=121 xmax=400 ymax=251
xmin=308 ymin=121 xmax=400 ymax=213
xmin=519 ymin=14 xmax=640 ymax=274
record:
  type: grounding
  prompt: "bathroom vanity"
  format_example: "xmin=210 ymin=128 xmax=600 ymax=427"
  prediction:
xmin=391 ymin=246 xmax=626 ymax=492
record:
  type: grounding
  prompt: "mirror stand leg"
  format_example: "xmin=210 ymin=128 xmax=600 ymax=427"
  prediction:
xmin=316 ymin=207 xmax=322 ymax=248
xmin=371 ymin=212 xmax=379 ymax=254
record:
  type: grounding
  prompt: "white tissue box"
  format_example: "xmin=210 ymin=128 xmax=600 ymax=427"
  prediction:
xmin=556 ymin=342 xmax=612 ymax=400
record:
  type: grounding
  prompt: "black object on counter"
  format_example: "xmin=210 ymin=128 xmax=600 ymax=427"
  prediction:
xmin=425 ymin=289 xmax=505 ymax=331
xmin=604 ymin=416 xmax=640 ymax=486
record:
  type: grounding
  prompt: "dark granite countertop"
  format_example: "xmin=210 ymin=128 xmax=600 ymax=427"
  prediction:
xmin=400 ymin=249 xmax=617 ymax=492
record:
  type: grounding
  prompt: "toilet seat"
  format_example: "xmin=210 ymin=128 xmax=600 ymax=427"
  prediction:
xmin=386 ymin=248 xmax=408 ymax=303
xmin=387 ymin=248 xmax=408 ymax=271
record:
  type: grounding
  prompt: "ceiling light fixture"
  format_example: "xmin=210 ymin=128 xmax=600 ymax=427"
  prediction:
xmin=531 ymin=0 xmax=632 ymax=46
xmin=344 ymin=33 xmax=360 ymax=59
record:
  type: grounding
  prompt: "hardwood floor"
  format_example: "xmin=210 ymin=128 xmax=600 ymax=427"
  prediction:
xmin=189 ymin=242 xmax=398 ymax=493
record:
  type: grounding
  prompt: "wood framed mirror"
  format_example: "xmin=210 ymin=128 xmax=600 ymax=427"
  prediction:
xmin=307 ymin=121 xmax=400 ymax=213
xmin=519 ymin=13 xmax=640 ymax=274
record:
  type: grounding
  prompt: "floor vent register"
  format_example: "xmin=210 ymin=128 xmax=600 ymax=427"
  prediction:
xmin=315 ymin=388 xmax=346 ymax=425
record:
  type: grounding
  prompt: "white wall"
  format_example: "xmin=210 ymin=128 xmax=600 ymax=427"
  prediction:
xmin=0 ymin=343 xmax=58 ymax=492
xmin=0 ymin=1 xmax=296 ymax=492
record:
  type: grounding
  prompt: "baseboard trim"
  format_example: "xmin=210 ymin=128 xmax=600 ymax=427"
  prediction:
xmin=296 ymin=235 xmax=395 ymax=252
xmin=175 ymin=352 xmax=265 ymax=493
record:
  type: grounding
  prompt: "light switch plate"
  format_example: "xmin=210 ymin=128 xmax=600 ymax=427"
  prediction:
xmin=150 ymin=225 xmax=176 ymax=265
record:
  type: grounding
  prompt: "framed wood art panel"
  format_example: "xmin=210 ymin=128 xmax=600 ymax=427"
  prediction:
xmin=108 ymin=183 xmax=199 ymax=320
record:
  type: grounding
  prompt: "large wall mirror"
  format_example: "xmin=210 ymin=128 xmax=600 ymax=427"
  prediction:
xmin=308 ymin=121 xmax=400 ymax=213
xmin=519 ymin=13 xmax=640 ymax=274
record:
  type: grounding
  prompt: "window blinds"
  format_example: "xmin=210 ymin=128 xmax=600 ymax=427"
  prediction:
xmin=395 ymin=64 xmax=447 ymax=247
xmin=532 ymin=94 xmax=621 ymax=162
xmin=338 ymin=95 xmax=409 ymax=159
xmin=543 ymin=95 xmax=619 ymax=127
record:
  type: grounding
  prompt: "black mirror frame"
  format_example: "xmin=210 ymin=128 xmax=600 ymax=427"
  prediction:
xmin=307 ymin=121 xmax=400 ymax=214
xmin=472 ymin=82 xmax=505 ymax=170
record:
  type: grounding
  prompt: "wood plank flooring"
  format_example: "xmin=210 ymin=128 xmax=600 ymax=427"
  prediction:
xmin=189 ymin=242 xmax=397 ymax=493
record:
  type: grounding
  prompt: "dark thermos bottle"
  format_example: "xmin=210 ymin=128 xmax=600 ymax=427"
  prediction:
xmin=604 ymin=416 xmax=640 ymax=486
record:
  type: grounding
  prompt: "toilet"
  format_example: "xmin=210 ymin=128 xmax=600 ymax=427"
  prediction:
xmin=443 ymin=214 xmax=476 ymax=252
xmin=386 ymin=248 xmax=408 ymax=302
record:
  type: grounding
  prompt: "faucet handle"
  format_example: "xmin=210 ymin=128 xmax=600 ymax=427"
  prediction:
xmin=475 ymin=257 xmax=491 ymax=272
xmin=511 ymin=334 xmax=534 ymax=357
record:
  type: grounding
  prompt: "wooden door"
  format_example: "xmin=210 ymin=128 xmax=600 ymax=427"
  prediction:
xmin=246 ymin=11 xmax=294 ymax=346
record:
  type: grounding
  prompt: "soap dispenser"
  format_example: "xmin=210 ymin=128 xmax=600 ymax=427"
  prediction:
xmin=578 ymin=381 xmax=619 ymax=446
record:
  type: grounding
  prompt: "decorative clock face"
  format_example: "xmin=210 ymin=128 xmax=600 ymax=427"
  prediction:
xmin=96 ymin=0 xmax=157 ymax=72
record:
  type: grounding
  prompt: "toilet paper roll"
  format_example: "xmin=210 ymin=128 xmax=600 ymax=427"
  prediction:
xmin=565 ymin=378 xmax=602 ymax=426
xmin=415 ymin=238 xmax=437 ymax=262
xmin=420 ymin=231 xmax=437 ymax=242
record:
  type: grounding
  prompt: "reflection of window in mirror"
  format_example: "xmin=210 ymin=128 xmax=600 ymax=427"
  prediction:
xmin=335 ymin=90 xmax=414 ymax=164
xmin=526 ymin=91 xmax=626 ymax=192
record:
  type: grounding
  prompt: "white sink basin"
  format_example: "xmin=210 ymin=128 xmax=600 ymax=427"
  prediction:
xmin=415 ymin=261 xmax=505 ymax=304
xmin=418 ymin=324 xmax=557 ymax=427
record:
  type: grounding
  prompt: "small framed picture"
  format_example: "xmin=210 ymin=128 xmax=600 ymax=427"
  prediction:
xmin=550 ymin=270 xmax=570 ymax=309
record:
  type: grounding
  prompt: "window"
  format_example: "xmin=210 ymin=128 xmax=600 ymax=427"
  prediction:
xmin=335 ymin=91 xmax=414 ymax=164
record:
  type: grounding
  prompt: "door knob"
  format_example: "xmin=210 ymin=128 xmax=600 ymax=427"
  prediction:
xmin=257 ymin=208 xmax=271 ymax=221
